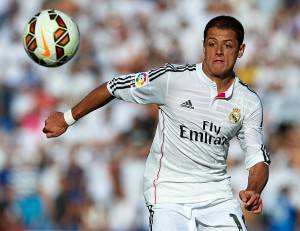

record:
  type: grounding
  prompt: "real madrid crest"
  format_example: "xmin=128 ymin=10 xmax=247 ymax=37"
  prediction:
xmin=229 ymin=108 xmax=241 ymax=124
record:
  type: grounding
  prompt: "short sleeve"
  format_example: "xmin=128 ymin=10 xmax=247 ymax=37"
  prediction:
xmin=107 ymin=64 xmax=170 ymax=105
xmin=237 ymin=100 xmax=271 ymax=169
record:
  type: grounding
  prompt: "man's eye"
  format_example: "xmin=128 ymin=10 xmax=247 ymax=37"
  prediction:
xmin=225 ymin=44 xmax=232 ymax=48
xmin=208 ymin=42 xmax=215 ymax=47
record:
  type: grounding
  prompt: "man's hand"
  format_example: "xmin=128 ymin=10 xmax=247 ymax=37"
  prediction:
xmin=239 ymin=190 xmax=263 ymax=214
xmin=240 ymin=162 xmax=269 ymax=214
xmin=43 ymin=112 xmax=68 ymax=138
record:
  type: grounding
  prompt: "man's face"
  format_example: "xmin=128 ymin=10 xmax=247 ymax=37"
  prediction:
xmin=203 ymin=27 xmax=245 ymax=78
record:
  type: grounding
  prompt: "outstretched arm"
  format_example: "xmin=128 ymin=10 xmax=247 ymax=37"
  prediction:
xmin=43 ymin=64 xmax=171 ymax=138
xmin=239 ymin=162 xmax=269 ymax=214
xmin=43 ymin=82 xmax=115 ymax=138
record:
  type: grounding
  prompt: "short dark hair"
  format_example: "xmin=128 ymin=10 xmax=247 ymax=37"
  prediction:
xmin=204 ymin=15 xmax=244 ymax=46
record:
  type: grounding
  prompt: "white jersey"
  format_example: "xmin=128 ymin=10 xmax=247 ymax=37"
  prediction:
xmin=107 ymin=63 xmax=270 ymax=205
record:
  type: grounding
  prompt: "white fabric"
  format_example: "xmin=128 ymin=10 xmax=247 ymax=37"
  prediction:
xmin=150 ymin=199 xmax=247 ymax=231
xmin=107 ymin=63 xmax=269 ymax=204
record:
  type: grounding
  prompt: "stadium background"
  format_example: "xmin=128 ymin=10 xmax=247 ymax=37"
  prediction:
xmin=0 ymin=0 xmax=300 ymax=230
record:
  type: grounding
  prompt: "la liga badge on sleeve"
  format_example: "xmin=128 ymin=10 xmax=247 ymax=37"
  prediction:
xmin=134 ymin=72 xmax=149 ymax=87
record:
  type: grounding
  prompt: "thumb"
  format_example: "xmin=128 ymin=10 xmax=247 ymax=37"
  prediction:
xmin=239 ymin=190 xmax=248 ymax=203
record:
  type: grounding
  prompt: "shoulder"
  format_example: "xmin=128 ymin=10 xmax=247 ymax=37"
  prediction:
xmin=151 ymin=63 xmax=196 ymax=71
xmin=236 ymin=79 xmax=262 ymax=105
xmin=148 ymin=63 xmax=196 ymax=80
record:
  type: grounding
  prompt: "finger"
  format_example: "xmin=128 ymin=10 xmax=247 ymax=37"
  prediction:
xmin=46 ymin=132 xmax=56 ymax=138
xmin=245 ymin=193 xmax=259 ymax=207
xmin=252 ymin=198 xmax=262 ymax=210
xmin=254 ymin=198 xmax=262 ymax=207
xmin=252 ymin=202 xmax=263 ymax=214
xmin=42 ymin=127 xmax=49 ymax=134
xmin=248 ymin=201 xmax=260 ymax=211
xmin=247 ymin=198 xmax=262 ymax=212
xmin=239 ymin=190 xmax=248 ymax=203
xmin=42 ymin=125 xmax=53 ymax=134
xmin=247 ymin=196 xmax=259 ymax=207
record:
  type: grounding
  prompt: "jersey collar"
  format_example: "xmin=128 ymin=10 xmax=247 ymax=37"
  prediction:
xmin=196 ymin=63 xmax=236 ymax=99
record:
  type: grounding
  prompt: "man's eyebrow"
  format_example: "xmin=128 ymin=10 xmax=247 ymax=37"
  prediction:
xmin=206 ymin=37 xmax=234 ymax=42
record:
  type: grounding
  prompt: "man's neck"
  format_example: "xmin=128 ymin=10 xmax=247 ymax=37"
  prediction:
xmin=212 ymin=75 xmax=235 ymax=93
xmin=202 ymin=63 xmax=235 ymax=93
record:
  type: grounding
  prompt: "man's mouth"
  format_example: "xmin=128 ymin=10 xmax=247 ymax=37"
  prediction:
xmin=213 ymin=60 xmax=224 ymax=63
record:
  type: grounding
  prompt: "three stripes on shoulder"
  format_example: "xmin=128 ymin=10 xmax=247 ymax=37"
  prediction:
xmin=109 ymin=63 xmax=196 ymax=93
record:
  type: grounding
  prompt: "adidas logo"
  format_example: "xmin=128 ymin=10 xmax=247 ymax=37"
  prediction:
xmin=181 ymin=100 xmax=194 ymax=109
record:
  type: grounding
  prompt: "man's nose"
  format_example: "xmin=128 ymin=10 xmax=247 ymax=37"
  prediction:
xmin=216 ymin=45 xmax=224 ymax=56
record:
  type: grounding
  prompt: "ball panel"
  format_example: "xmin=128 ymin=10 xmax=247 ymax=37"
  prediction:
xmin=25 ymin=34 xmax=33 ymax=45
xmin=29 ymin=17 xmax=36 ymax=24
xmin=55 ymin=15 xmax=67 ymax=28
xmin=49 ymin=14 xmax=56 ymax=20
xmin=48 ymin=9 xmax=56 ymax=20
xmin=29 ymin=20 xmax=36 ymax=34
xmin=55 ymin=46 xmax=64 ymax=60
xmin=54 ymin=28 xmax=66 ymax=41
xmin=28 ymin=39 xmax=37 ymax=51
xmin=34 ymin=10 xmax=61 ymax=64
xmin=63 ymin=19 xmax=80 ymax=56
xmin=58 ymin=34 xmax=70 ymax=46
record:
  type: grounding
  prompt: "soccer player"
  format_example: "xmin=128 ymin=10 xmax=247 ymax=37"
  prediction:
xmin=43 ymin=15 xmax=270 ymax=231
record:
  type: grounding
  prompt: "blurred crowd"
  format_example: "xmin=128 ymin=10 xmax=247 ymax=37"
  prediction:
xmin=0 ymin=0 xmax=300 ymax=230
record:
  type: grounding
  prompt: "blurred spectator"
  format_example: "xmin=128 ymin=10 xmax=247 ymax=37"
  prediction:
xmin=265 ymin=187 xmax=298 ymax=231
xmin=0 ymin=83 xmax=14 ymax=131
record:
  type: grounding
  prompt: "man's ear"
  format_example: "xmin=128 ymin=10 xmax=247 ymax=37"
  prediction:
xmin=238 ymin=43 xmax=246 ymax=58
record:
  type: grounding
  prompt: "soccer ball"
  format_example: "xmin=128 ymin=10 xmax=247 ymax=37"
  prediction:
xmin=22 ymin=9 xmax=80 ymax=67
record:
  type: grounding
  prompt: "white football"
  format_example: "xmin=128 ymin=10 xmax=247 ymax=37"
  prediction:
xmin=22 ymin=9 xmax=80 ymax=67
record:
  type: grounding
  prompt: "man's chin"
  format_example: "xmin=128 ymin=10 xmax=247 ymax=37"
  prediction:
xmin=211 ymin=66 xmax=235 ymax=77
xmin=211 ymin=70 xmax=227 ymax=77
